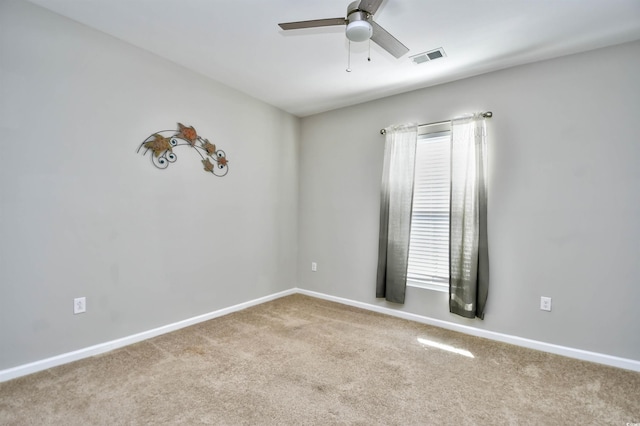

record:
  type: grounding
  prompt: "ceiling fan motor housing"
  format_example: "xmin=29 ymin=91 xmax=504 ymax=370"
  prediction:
xmin=346 ymin=7 xmax=372 ymax=42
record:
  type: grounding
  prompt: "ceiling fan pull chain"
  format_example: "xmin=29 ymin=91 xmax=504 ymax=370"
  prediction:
xmin=346 ymin=41 xmax=352 ymax=72
xmin=368 ymin=39 xmax=371 ymax=62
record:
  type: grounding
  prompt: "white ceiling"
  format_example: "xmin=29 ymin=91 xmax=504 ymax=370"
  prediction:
xmin=28 ymin=0 xmax=640 ymax=117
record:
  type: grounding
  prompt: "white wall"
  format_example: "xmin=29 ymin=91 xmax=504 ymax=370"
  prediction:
xmin=0 ymin=0 xmax=299 ymax=370
xmin=298 ymin=41 xmax=640 ymax=361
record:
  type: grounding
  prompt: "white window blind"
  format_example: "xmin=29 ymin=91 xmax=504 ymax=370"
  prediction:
xmin=407 ymin=131 xmax=451 ymax=290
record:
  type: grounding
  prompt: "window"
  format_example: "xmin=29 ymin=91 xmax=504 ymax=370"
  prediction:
xmin=407 ymin=127 xmax=451 ymax=291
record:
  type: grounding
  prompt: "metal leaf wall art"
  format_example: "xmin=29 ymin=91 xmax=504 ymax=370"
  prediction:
xmin=137 ymin=123 xmax=229 ymax=177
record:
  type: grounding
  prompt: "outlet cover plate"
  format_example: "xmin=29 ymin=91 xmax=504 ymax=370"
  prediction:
xmin=540 ymin=296 xmax=552 ymax=312
xmin=74 ymin=297 xmax=86 ymax=314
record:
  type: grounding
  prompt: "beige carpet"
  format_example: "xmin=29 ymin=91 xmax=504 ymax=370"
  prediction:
xmin=1 ymin=294 xmax=639 ymax=425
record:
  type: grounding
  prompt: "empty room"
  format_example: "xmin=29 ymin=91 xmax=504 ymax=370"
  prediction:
xmin=1 ymin=0 xmax=639 ymax=424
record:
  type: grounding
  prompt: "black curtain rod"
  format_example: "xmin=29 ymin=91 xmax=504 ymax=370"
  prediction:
xmin=379 ymin=111 xmax=493 ymax=135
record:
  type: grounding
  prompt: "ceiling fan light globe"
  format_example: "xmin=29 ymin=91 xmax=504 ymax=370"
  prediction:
xmin=346 ymin=20 xmax=372 ymax=42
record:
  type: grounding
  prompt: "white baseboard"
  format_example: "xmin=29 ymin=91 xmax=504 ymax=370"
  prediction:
xmin=0 ymin=289 xmax=296 ymax=383
xmin=2 ymin=286 xmax=638 ymax=382
xmin=296 ymin=288 xmax=640 ymax=373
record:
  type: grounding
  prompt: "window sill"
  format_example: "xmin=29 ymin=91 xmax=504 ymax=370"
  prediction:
xmin=407 ymin=279 xmax=448 ymax=293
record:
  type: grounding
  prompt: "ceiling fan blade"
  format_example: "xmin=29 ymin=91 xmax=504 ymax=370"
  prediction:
xmin=370 ymin=21 xmax=409 ymax=58
xmin=358 ymin=0 xmax=384 ymax=15
xmin=278 ymin=18 xmax=346 ymax=31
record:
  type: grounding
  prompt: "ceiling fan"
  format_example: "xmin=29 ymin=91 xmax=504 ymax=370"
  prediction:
xmin=278 ymin=0 xmax=409 ymax=59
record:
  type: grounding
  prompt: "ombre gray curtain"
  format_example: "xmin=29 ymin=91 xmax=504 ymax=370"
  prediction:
xmin=376 ymin=124 xmax=418 ymax=304
xmin=449 ymin=114 xmax=489 ymax=319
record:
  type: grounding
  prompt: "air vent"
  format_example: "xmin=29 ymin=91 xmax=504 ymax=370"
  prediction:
xmin=410 ymin=47 xmax=446 ymax=65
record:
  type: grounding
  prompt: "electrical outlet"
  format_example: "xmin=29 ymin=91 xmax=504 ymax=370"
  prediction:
xmin=74 ymin=297 xmax=86 ymax=314
xmin=540 ymin=296 xmax=552 ymax=312
xmin=311 ymin=262 xmax=317 ymax=272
